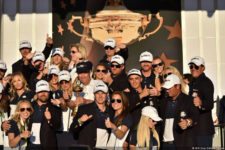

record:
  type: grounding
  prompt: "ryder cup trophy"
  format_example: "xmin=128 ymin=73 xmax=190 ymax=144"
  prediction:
xmin=72 ymin=78 xmax=85 ymax=117
xmin=67 ymin=3 xmax=163 ymax=45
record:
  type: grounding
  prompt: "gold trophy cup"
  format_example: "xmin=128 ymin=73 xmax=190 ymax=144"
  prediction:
xmin=72 ymin=78 xmax=84 ymax=117
xmin=67 ymin=5 xmax=163 ymax=45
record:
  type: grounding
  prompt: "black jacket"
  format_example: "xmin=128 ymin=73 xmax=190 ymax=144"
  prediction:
xmin=28 ymin=101 xmax=62 ymax=150
xmin=189 ymin=73 xmax=215 ymax=136
xmin=159 ymin=93 xmax=199 ymax=150
xmin=69 ymin=102 xmax=114 ymax=149
xmin=109 ymin=70 xmax=129 ymax=94
xmin=12 ymin=43 xmax=53 ymax=82
xmin=125 ymin=87 xmax=159 ymax=130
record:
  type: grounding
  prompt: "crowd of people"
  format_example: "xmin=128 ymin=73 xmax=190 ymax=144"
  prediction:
xmin=0 ymin=36 xmax=215 ymax=150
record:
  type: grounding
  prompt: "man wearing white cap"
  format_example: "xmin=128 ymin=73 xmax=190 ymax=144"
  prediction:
xmin=188 ymin=56 xmax=214 ymax=148
xmin=100 ymin=38 xmax=128 ymax=69
xmin=12 ymin=35 xmax=53 ymax=77
xmin=23 ymin=51 xmax=49 ymax=91
xmin=126 ymin=68 xmax=159 ymax=124
xmin=27 ymin=80 xmax=61 ymax=150
xmin=159 ymin=74 xmax=199 ymax=150
xmin=103 ymin=55 xmax=129 ymax=93
xmin=70 ymin=80 xmax=114 ymax=149
xmin=123 ymin=69 xmax=159 ymax=146
xmin=139 ymin=51 xmax=158 ymax=89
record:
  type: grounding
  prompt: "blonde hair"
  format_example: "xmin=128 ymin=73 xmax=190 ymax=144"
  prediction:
xmin=70 ymin=43 xmax=88 ymax=61
xmin=59 ymin=80 xmax=73 ymax=94
xmin=162 ymin=66 xmax=188 ymax=95
xmin=9 ymin=72 xmax=30 ymax=102
xmin=50 ymin=56 xmax=66 ymax=70
xmin=137 ymin=115 xmax=160 ymax=148
xmin=10 ymin=100 xmax=33 ymax=125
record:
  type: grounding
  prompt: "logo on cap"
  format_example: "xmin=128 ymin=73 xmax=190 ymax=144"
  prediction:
xmin=38 ymin=83 xmax=48 ymax=87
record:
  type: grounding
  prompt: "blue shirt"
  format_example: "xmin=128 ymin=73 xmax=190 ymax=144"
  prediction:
xmin=32 ymin=101 xmax=48 ymax=123
xmin=10 ymin=91 xmax=35 ymax=105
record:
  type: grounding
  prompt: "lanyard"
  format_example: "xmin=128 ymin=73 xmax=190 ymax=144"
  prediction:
xmin=19 ymin=118 xmax=28 ymax=147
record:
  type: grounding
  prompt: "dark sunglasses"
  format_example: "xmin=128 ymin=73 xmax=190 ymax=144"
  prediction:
xmin=152 ymin=62 xmax=163 ymax=68
xmin=70 ymin=51 xmax=76 ymax=54
xmin=0 ymin=69 xmax=7 ymax=73
xmin=104 ymin=46 xmax=114 ymax=50
xmin=189 ymin=64 xmax=199 ymax=70
xmin=110 ymin=64 xmax=121 ymax=68
xmin=20 ymin=107 xmax=32 ymax=112
xmin=111 ymin=99 xmax=122 ymax=103
xmin=96 ymin=69 xmax=107 ymax=73
xmin=164 ymin=72 xmax=172 ymax=79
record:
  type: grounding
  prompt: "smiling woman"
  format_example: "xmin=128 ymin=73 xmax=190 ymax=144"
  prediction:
xmin=9 ymin=72 xmax=35 ymax=117
xmin=6 ymin=100 xmax=33 ymax=150
xmin=106 ymin=91 xmax=132 ymax=148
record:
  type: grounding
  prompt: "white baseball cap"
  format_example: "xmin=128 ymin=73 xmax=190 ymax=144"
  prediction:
xmin=48 ymin=65 xmax=60 ymax=75
xmin=36 ymin=80 xmax=50 ymax=93
xmin=52 ymin=48 xmax=64 ymax=57
xmin=142 ymin=106 xmax=162 ymax=122
xmin=162 ymin=74 xmax=181 ymax=89
xmin=111 ymin=55 xmax=124 ymax=65
xmin=139 ymin=51 xmax=153 ymax=62
xmin=58 ymin=70 xmax=71 ymax=83
xmin=0 ymin=83 xmax=4 ymax=93
xmin=128 ymin=69 xmax=141 ymax=77
xmin=189 ymin=56 xmax=205 ymax=66
xmin=94 ymin=80 xmax=108 ymax=93
xmin=0 ymin=60 xmax=7 ymax=70
xmin=104 ymin=38 xmax=116 ymax=48
xmin=32 ymin=51 xmax=45 ymax=63
xmin=19 ymin=40 xmax=32 ymax=50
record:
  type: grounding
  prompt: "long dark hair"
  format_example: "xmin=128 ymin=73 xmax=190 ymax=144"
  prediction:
xmin=111 ymin=91 xmax=129 ymax=127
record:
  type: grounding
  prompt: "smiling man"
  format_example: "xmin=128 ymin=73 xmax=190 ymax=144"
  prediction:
xmin=103 ymin=55 xmax=129 ymax=94
xmin=70 ymin=80 xmax=113 ymax=149
xmin=188 ymin=56 xmax=214 ymax=149
xmin=159 ymin=74 xmax=199 ymax=150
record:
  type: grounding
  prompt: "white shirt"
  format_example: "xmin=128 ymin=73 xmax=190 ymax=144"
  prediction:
xmin=61 ymin=92 xmax=76 ymax=132
xmin=107 ymin=126 xmax=130 ymax=148
xmin=82 ymin=79 xmax=98 ymax=101
xmin=95 ymin=128 xmax=109 ymax=148
xmin=163 ymin=118 xmax=174 ymax=142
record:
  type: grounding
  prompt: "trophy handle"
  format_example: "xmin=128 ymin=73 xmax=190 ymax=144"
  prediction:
xmin=139 ymin=13 xmax=163 ymax=41
xmin=69 ymin=16 xmax=93 ymax=42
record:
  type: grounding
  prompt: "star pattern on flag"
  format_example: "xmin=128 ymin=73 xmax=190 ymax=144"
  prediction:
xmin=164 ymin=20 xmax=182 ymax=40
xmin=160 ymin=52 xmax=178 ymax=67
xmin=57 ymin=24 xmax=64 ymax=36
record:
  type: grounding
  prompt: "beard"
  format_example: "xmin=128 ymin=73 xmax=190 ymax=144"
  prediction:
xmin=38 ymin=95 xmax=49 ymax=103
